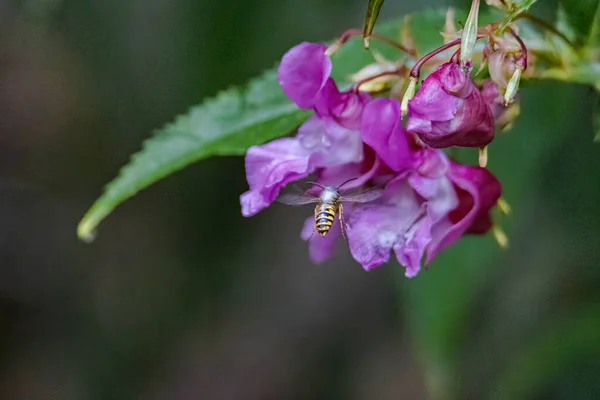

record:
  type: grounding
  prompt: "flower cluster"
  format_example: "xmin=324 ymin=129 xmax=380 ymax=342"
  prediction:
xmin=240 ymin=38 xmax=509 ymax=277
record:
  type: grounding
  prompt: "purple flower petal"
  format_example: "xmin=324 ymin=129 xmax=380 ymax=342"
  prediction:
xmin=408 ymin=78 xmax=458 ymax=121
xmin=481 ymin=80 xmax=506 ymax=121
xmin=240 ymin=138 xmax=313 ymax=216
xmin=361 ymin=98 xmax=412 ymax=171
xmin=481 ymin=80 xmax=518 ymax=129
xmin=347 ymin=177 xmax=427 ymax=275
xmin=425 ymin=162 xmax=501 ymax=262
xmin=408 ymin=173 xmax=458 ymax=222
xmin=315 ymin=80 xmax=371 ymax=129
xmin=407 ymin=62 xmax=495 ymax=148
xmin=297 ymin=115 xmax=363 ymax=167
xmin=278 ymin=42 xmax=332 ymax=109
xmin=397 ymin=218 xmax=431 ymax=278
xmin=315 ymin=146 xmax=392 ymax=190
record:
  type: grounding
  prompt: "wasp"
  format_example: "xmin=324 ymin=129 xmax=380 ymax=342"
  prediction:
xmin=276 ymin=178 xmax=383 ymax=238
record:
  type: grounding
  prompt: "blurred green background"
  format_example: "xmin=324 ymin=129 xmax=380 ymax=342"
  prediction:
xmin=0 ymin=0 xmax=599 ymax=399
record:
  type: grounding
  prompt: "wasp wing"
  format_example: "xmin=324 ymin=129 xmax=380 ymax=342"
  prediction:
xmin=340 ymin=186 xmax=384 ymax=203
xmin=276 ymin=192 xmax=321 ymax=206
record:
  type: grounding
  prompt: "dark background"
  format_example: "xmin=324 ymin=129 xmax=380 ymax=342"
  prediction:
xmin=0 ymin=0 xmax=599 ymax=399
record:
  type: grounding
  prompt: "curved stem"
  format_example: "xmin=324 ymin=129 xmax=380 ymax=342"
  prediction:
xmin=409 ymin=38 xmax=462 ymax=78
xmin=516 ymin=12 xmax=577 ymax=49
xmin=450 ymin=47 xmax=461 ymax=64
xmin=336 ymin=28 xmax=416 ymax=57
xmin=506 ymin=27 xmax=528 ymax=70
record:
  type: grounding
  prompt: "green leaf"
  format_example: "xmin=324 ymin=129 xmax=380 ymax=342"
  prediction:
xmin=559 ymin=0 xmax=600 ymax=44
xmin=363 ymin=0 xmax=385 ymax=49
xmin=506 ymin=0 xmax=538 ymax=19
xmin=77 ymin=70 xmax=311 ymax=241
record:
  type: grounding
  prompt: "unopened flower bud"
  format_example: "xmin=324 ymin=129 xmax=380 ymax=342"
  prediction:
xmin=401 ymin=77 xmax=418 ymax=117
xmin=460 ymin=0 xmax=481 ymax=65
xmin=442 ymin=8 xmax=459 ymax=44
xmin=504 ymin=65 xmax=522 ymax=105
xmin=488 ymin=51 xmax=516 ymax=89
xmin=407 ymin=62 xmax=494 ymax=148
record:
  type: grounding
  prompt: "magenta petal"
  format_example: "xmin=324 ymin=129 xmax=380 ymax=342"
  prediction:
xmin=316 ymin=151 xmax=387 ymax=191
xmin=481 ymin=80 xmax=505 ymax=121
xmin=408 ymin=173 xmax=457 ymax=222
xmin=396 ymin=218 xmax=431 ymax=278
xmin=347 ymin=206 xmax=393 ymax=269
xmin=315 ymin=80 xmax=371 ymax=129
xmin=240 ymin=138 xmax=313 ymax=216
xmin=425 ymin=162 xmax=501 ymax=262
xmin=297 ymin=116 xmax=363 ymax=167
xmin=361 ymin=98 xmax=411 ymax=171
xmin=347 ymin=179 xmax=425 ymax=273
xmin=278 ymin=42 xmax=332 ymax=109
xmin=407 ymin=62 xmax=495 ymax=148
xmin=408 ymin=78 xmax=458 ymax=121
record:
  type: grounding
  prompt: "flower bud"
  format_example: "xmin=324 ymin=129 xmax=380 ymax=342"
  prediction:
xmin=504 ymin=65 xmax=522 ymax=105
xmin=488 ymin=51 xmax=516 ymax=89
xmin=441 ymin=8 xmax=459 ymax=43
xmin=460 ymin=0 xmax=481 ymax=65
xmin=401 ymin=77 xmax=418 ymax=117
xmin=406 ymin=62 xmax=494 ymax=148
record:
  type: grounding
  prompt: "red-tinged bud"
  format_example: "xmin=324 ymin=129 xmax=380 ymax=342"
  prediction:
xmin=407 ymin=62 xmax=495 ymax=148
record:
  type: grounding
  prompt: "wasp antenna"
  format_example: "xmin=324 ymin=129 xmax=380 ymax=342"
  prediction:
xmin=305 ymin=181 xmax=326 ymax=190
xmin=337 ymin=177 xmax=359 ymax=190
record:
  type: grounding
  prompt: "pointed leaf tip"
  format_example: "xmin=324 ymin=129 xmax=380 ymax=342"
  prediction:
xmin=363 ymin=0 xmax=384 ymax=47
xmin=76 ymin=69 xmax=311 ymax=238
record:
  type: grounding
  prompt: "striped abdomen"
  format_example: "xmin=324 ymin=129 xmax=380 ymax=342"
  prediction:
xmin=315 ymin=203 xmax=337 ymax=236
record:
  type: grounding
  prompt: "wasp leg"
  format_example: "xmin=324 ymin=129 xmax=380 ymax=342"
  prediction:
xmin=338 ymin=203 xmax=347 ymax=240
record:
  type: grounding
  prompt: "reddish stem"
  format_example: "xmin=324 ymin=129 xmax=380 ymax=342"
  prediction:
xmin=409 ymin=38 xmax=462 ymax=78
xmin=506 ymin=27 xmax=528 ymax=70
xmin=450 ymin=47 xmax=461 ymax=64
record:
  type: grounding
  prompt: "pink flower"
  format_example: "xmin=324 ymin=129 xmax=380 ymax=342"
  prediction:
xmin=407 ymin=62 xmax=495 ymax=148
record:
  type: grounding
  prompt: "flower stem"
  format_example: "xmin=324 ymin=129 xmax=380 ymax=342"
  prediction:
xmin=409 ymin=38 xmax=462 ymax=78
xmin=506 ymin=27 xmax=528 ymax=70
xmin=334 ymin=28 xmax=416 ymax=57
xmin=516 ymin=12 xmax=577 ymax=49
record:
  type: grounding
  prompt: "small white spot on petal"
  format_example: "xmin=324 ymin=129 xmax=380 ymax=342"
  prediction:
xmin=377 ymin=230 xmax=398 ymax=248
